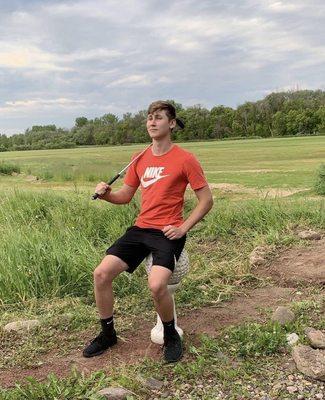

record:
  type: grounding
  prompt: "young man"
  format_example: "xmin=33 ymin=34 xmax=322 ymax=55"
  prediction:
xmin=83 ymin=101 xmax=213 ymax=363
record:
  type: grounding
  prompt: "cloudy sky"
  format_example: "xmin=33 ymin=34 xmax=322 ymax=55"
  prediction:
xmin=0 ymin=0 xmax=324 ymax=135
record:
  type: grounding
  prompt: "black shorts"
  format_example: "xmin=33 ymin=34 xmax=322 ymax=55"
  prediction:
xmin=105 ymin=226 xmax=186 ymax=273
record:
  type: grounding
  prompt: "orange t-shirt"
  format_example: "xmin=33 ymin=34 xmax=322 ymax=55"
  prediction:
xmin=123 ymin=144 xmax=208 ymax=229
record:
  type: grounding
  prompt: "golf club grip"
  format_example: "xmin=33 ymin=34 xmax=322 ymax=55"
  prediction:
xmin=91 ymin=173 xmax=121 ymax=200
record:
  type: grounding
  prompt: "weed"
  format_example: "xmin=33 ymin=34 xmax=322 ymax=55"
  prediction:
xmin=314 ymin=163 xmax=325 ymax=195
xmin=0 ymin=162 xmax=20 ymax=175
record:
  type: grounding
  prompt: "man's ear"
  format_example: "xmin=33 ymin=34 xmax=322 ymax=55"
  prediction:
xmin=170 ymin=119 xmax=177 ymax=130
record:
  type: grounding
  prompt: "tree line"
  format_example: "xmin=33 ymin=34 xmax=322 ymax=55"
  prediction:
xmin=1 ymin=90 xmax=324 ymax=152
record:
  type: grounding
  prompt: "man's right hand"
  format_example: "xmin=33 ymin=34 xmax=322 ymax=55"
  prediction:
xmin=95 ymin=182 xmax=112 ymax=198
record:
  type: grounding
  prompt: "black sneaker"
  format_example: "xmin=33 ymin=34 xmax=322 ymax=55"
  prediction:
xmin=83 ymin=330 xmax=117 ymax=358
xmin=163 ymin=332 xmax=183 ymax=363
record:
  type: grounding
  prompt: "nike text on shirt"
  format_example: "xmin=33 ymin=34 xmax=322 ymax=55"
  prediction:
xmin=140 ymin=166 xmax=169 ymax=188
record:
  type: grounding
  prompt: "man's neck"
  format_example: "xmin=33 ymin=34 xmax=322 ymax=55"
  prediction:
xmin=151 ymin=137 xmax=174 ymax=156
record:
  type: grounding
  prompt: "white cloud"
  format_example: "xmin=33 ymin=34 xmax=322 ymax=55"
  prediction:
xmin=0 ymin=98 xmax=86 ymax=115
xmin=268 ymin=1 xmax=303 ymax=12
xmin=107 ymin=74 xmax=150 ymax=87
xmin=106 ymin=73 xmax=176 ymax=88
xmin=0 ymin=42 xmax=122 ymax=74
xmin=44 ymin=0 xmax=142 ymax=22
xmin=0 ymin=42 xmax=73 ymax=71
xmin=145 ymin=12 xmax=308 ymax=68
xmin=289 ymin=46 xmax=325 ymax=69
xmin=64 ymin=48 xmax=122 ymax=62
xmin=167 ymin=37 xmax=202 ymax=52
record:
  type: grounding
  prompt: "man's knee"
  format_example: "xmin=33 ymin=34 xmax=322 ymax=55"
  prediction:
xmin=93 ymin=256 xmax=127 ymax=286
xmin=93 ymin=267 xmax=113 ymax=286
xmin=148 ymin=278 xmax=168 ymax=300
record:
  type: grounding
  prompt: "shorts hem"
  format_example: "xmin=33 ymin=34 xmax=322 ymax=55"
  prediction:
xmin=105 ymin=249 xmax=133 ymax=273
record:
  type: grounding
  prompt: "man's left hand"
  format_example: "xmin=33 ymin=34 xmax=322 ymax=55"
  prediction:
xmin=162 ymin=225 xmax=186 ymax=240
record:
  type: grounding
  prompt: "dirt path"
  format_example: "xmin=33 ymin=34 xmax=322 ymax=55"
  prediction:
xmin=209 ymin=183 xmax=309 ymax=198
xmin=1 ymin=239 xmax=324 ymax=388
xmin=0 ymin=286 xmax=302 ymax=388
xmin=255 ymin=238 xmax=325 ymax=286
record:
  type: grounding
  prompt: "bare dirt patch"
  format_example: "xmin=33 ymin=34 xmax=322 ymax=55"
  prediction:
xmin=180 ymin=286 xmax=298 ymax=337
xmin=25 ymin=174 xmax=40 ymax=182
xmin=255 ymin=239 xmax=325 ymax=286
xmin=206 ymin=169 xmax=277 ymax=173
xmin=209 ymin=183 xmax=309 ymax=198
xmin=0 ymin=286 xmax=299 ymax=388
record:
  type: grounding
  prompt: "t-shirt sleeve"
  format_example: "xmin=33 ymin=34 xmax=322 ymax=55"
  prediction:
xmin=123 ymin=152 xmax=140 ymax=188
xmin=183 ymin=154 xmax=208 ymax=190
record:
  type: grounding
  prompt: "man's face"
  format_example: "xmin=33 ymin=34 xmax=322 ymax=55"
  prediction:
xmin=146 ymin=110 xmax=176 ymax=139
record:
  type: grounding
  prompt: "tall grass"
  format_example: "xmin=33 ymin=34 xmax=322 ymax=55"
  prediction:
xmin=0 ymin=162 xmax=20 ymax=175
xmin=194 ymin=197 xmax=324 ymax=240
xmin=0 ymin=190 xmax=323 ymax=305
xmin=0 ymin=190 xmax=140 ymax=304
xmin=314 ymin=163 xmax=325 ymax=195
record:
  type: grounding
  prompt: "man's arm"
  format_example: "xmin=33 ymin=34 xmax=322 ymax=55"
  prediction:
xmin=99 ymin=183 xmax=138 ymax=204
xmin=162 ymin=185 xmax=213 ymax=239
xmin=180 ymin=185 xmax=213 ymax=233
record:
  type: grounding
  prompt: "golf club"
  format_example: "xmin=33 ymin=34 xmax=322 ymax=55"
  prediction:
xmin=92 ymin=143 xmax=152 ymax=200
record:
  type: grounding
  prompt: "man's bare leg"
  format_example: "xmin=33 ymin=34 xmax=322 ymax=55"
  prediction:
xmin=148 ymin=265 xmax=183 ymax=362
xmin=93 ymin=254 xmax=128 ymax=318
xmin=148 ymin=265 xmax=173 ymax=321
xmin=83 ymin=255 xmax=128 ymax=358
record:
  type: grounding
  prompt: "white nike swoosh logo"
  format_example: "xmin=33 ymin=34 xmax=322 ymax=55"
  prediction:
xmin=140 ymin=175 xmax=169 ymax=188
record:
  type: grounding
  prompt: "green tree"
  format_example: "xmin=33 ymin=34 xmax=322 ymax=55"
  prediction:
xmin=75 ymin=117 xmax=88 ymax=128
xmin=210 ymin=106 xmax=235 ymax=138
xmin=272 ymin=111 xmax=287 ymax=136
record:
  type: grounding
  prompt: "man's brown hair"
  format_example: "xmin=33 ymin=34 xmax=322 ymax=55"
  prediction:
xmin=147 ymin=100 xmax=185 ymax=129
xmin=147 ymin=100 xmax=176 ymax=121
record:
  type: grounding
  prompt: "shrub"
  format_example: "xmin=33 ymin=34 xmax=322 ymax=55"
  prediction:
xmin=314 ymin=163 xmax=325 ymax=195
xmin=0 ymin=162 xmax=21 ymax=175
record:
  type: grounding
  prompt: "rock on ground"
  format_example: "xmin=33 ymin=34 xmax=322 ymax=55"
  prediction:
xmin=97 ymin=387 xmax=134 ymax=399
xmin=4 ymin=319 xmax=40 ymax=332
xmin=272 ymin=306 xmax=295 ymax=325
xmin=249 ymin=246 xmax=269 ymax=266
xmin=298 ymin=230 xmax=322 ymax=240
xmin=305 ymin=327 xmax=325 ymax=349
xmin=292 ymin=345 xmax=325 ymax=382
xmin=144 ymin=377 xmax=164 ymax=390
xmin=287 ymin=333 xmax=299 ymax=346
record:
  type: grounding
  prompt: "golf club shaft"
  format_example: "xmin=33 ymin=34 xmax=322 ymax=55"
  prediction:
xmin=91 ymin=144 xmax=152 ymax=200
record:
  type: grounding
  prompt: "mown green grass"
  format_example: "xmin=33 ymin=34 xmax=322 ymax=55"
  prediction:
xmin=0 ymin=136 xmax=324 ymax=188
